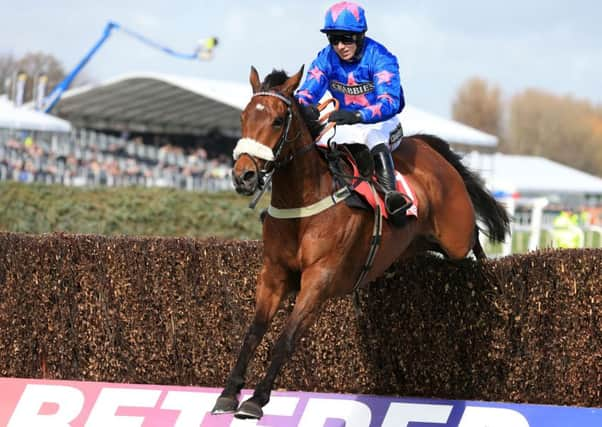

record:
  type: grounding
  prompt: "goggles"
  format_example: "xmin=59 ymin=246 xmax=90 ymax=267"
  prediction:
xmin=327 ymin=33 xmax=356 ymax=46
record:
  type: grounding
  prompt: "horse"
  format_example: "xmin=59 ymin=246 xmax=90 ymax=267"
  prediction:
xmin=211 ymin=65 xmax=510 ymax=419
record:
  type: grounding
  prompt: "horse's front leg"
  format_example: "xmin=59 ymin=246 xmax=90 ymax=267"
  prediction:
xmin=235 ymin=267 xmax=329 ymax=419
xmin=212 ymin=264 xmax=290 ymax=414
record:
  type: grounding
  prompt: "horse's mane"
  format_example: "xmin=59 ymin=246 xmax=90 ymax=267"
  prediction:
xmin=262 ymin=69 xmax=324 ymax=139
xmin=260 ymin=69 xmax=289 ymax=91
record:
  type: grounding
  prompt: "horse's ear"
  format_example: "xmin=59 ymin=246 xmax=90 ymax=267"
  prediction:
xmin=281 ymin=65 xmax=304 ymax=96
xmin=250 ymin=66 xmax=261 ymax=94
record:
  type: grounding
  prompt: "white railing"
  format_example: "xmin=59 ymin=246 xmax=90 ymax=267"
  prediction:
xmin=482 ymin=196 xmax=602 ymax=256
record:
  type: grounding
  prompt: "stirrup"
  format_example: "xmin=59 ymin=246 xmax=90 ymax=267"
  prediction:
xmin=384 ymin=191 xmax=412 ymax=216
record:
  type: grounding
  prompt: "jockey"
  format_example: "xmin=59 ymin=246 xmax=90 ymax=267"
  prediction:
xmin=295 ymin=1 xmax=411 ymax=217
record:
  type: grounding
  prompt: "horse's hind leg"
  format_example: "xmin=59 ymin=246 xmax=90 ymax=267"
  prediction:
xmin=235 ymin=269 xmax=329 ymax=419
xmin=212 ymin=265 xmax=290 ymax=414
xmin=432 ymin=199 xmax=477 ymax=260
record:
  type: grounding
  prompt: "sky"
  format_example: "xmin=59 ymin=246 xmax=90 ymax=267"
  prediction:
xmin=2 ymin=0 xmax=601 ymax=118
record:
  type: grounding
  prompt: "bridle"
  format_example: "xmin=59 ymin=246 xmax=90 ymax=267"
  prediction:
xmin=232 ymin=90 xmax=308 ymax=206
xmin=232 ymin=87 xmax=342 ymax=207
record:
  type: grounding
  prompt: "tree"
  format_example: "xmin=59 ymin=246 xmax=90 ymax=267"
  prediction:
xmin=452 ymin=77 xmax=502 ymax=136
xmin=586 ymin=113 xmax=602 ymax=176
xmin=0 ymin=52 xmax=66 ymax=103
xmin=0 ymin=51 xmax=91 ymax=104
xmin=505 ymin=89 xmax=602 ymax=176
xmin=15 ymin=52 xmax=67 ymax=102
xmin=0 ymin=53 xmax=17 ymax=95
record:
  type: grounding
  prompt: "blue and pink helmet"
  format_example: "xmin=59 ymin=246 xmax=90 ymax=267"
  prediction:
xmin=320 ymin=1 xmax=367 ymax=34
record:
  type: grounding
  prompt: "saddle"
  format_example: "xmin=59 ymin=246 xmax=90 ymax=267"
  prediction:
xmin=319 ymin=143 xmax=418 ymax=225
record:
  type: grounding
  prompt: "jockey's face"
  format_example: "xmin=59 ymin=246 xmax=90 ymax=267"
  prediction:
xmin=327 ymin=33 xmax=358 ymax=61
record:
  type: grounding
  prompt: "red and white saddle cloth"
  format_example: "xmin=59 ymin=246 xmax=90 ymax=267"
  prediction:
xmin=348 ymin=156 xmax=418 ymax=219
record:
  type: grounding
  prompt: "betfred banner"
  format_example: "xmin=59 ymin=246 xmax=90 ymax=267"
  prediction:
xmin=0 ymin=378 xmax=600 ymax=426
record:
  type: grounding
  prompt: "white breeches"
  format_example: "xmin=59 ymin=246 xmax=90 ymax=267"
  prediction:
xmin=317 ymin=115 xmax=402 ymax=151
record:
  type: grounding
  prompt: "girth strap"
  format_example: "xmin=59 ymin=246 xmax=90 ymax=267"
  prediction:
xmin=267 ymin=186 xmax=352 ymax=219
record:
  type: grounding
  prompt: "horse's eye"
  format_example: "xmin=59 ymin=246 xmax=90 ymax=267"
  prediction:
xmin=272 ymin=117 xmax=284 ymax=128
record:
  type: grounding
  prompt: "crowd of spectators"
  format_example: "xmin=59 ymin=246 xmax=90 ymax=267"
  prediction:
xmin=0 ymin=129 xmax=233 ymax=192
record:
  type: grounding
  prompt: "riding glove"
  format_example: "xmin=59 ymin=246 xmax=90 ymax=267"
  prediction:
xmin=328 ymin=109 xmax=362 ymax=125
xmin=299 ymin=104 xmax=320 ymax=122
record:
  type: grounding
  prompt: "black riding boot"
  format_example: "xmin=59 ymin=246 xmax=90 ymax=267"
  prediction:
xmin=371 ymin=143 xmax=412 ymax=218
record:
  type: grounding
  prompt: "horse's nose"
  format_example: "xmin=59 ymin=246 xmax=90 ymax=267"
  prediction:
xmin=242 ymin=170 xmax=256 ymax=183
xmin=233 ymin=169 xmax=258 ymax=195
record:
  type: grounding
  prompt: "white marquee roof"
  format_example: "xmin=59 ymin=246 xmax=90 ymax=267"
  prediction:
xmin=57 ymin=72 xmax=497 ymax=147
xmin=464 ymin=151 xmax=602 ymax=196
xmin=0 ymin=97 xmax=72 ymax=133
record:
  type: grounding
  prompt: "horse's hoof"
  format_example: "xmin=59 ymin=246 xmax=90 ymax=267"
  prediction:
xmin=211 ymin=396 xmax=239 ymax=415
xmin=234 ymin=399 xmax=264 ymax=419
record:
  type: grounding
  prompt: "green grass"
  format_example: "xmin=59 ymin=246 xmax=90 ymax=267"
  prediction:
xmin=0 ymin=181 xmax=265 ymax=239
xmin=4 ymin=181 xmax=600 ymax=250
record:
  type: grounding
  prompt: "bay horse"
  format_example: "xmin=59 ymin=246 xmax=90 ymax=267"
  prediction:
xmin=212 ymin=66 xmax=510 ymax=419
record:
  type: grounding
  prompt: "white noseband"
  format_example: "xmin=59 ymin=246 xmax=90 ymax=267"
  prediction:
xmin=232 ymin=137 xmax=275 ymax=161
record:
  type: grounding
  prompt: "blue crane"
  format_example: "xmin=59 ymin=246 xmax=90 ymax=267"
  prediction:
xmin=42 ymin=21 xmax=217 ymax=112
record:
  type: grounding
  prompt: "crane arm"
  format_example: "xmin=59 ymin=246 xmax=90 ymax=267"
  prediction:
xmin=43 ymin=21 xmax=212 ymax=112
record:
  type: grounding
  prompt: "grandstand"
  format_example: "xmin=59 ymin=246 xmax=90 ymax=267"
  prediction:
xmin=53 ymin=72 xmax=499 ymax=150
xmin=0 ymin=128 xmax=231 ymax=191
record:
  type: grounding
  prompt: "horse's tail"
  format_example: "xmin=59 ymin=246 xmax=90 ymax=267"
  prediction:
xmin=415 ymin=134 xmax=510 ymax=243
